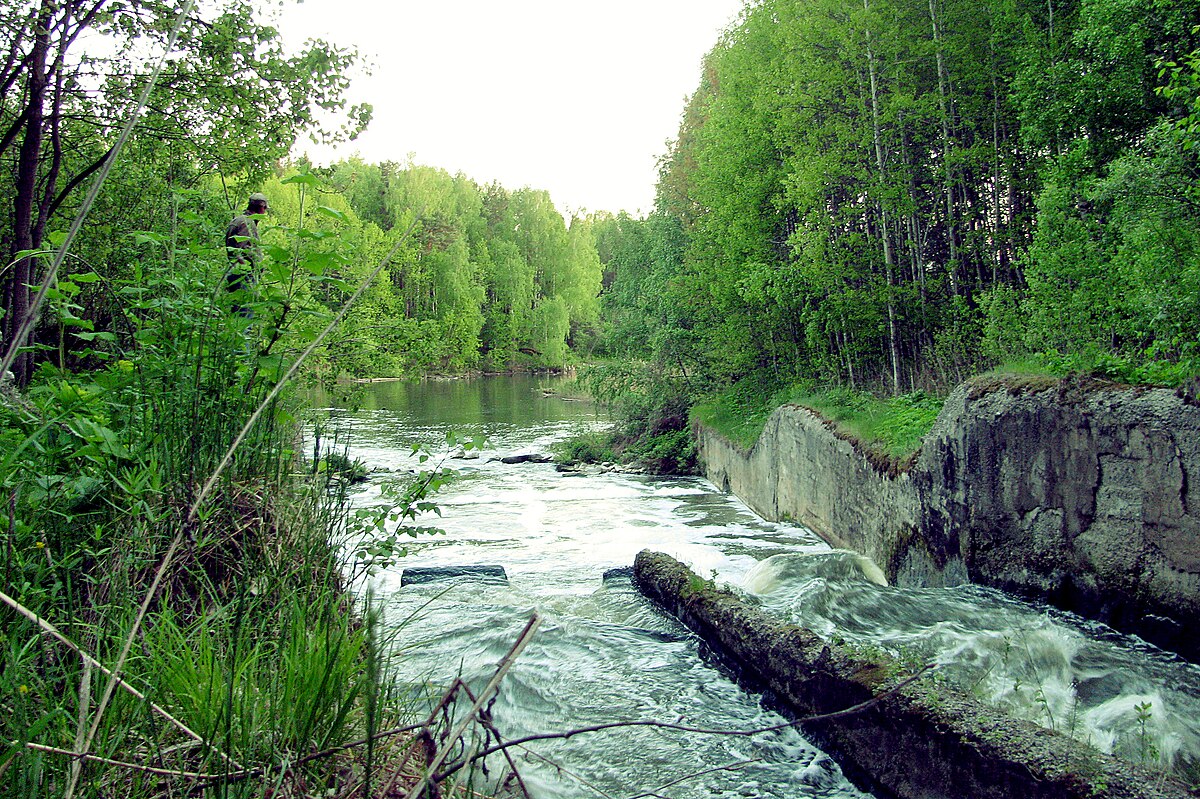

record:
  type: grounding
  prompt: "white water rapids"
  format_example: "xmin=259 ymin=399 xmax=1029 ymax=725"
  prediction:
xmin=312 ymin=375 xmax=1200 ymax=797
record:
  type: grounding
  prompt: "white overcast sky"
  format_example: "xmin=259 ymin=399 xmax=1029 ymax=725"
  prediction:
xmin=274 ymin=1 xmax=746 ymax=217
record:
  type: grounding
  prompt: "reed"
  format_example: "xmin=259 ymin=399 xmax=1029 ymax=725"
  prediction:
xmin=0 ymin=164 xmax=433 ymax=796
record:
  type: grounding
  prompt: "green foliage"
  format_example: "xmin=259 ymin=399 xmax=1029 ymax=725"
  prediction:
xmin=689 ymin=376 xmax=786 ymax=450
xmin=592 ymin=0 xmax=1200 ymax=405
xmin=1158 ymin=26 xmax=1200 ymax=150
xmin=577 ymin=361 xmax=699 ymax=474
xmin=344 ymin=431 xmax=483 ymax=572
xmin=694 ymin=378 xmax=945 ymax=459
xmin=553 ymin=430 xmax=618 ymax=465
xmin=289 ymin=163 xmax=607 ymax=376
xmin=0 ymin=179 xmax=433 ymax=797
xmin=622 ymin=428 xmax=698 ymax=475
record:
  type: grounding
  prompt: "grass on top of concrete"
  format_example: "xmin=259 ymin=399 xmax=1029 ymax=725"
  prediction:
xmin=692 ymin=380 xmax=945 ymax=460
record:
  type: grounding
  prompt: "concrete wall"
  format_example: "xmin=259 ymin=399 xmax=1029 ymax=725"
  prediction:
xmin=696 ymin=377 xmax=1200 ymax=659
xmin=634 ymin=550 xmax=1191 ymax=799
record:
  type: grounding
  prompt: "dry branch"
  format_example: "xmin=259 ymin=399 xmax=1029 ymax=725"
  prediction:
xmin=435 ymin=664 xmax=934 ymax=782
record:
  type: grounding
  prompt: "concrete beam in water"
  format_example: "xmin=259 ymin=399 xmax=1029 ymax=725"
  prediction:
xmin=633 ymin=549 xmax=1190 ymax=799
xmin=400 ymin=565 xmax=508 ymax=586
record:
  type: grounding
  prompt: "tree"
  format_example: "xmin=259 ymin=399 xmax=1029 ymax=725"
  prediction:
xmin=0 ymin=0 xmax=368 ymax=384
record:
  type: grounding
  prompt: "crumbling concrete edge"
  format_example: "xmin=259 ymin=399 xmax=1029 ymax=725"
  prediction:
xmin=633 ymin=549 xmax=1192 ymax=799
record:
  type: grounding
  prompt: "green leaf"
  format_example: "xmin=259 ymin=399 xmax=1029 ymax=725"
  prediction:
xmin=263 ymin=244 xmax=291 ymax=261
xmin=282 ymin=172 xmax=321 ymax=187
xmin=315 ymin=205 xmax=348 ymax=222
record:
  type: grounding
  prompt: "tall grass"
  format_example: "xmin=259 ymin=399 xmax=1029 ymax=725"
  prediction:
xmin=0 ymin=182 xmax=425 ymax=797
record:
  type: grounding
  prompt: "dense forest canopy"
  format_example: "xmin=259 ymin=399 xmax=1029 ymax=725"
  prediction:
xmin=596 ymin=0 xmax=1200 ymax=397
xmin=2 ymin=0 xmax=1198 ymax=392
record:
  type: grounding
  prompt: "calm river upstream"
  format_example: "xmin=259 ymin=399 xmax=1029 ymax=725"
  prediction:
xmin=313 ymin=375 xmax=1200 ymax=797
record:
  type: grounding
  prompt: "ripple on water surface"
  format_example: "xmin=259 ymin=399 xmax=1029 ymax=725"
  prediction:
xmin=318 ymin=375 xmax=1200 ymax=793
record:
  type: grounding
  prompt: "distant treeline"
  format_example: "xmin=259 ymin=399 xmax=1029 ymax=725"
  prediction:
xmin=264 ymin=160 xmax=605 ymax=375
xmin=595 ymin=0 xmax=1200 ymax=394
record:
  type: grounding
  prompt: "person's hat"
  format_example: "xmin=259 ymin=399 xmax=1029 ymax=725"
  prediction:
xmin=249 ymin=192 xmax=269 ymax=204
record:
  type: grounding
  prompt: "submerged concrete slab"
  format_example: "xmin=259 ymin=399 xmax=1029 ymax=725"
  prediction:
xmin=633 ymin=550 xmax=1191 ymax=799
xmin=400 ymin=565 xmax=508 ymax=586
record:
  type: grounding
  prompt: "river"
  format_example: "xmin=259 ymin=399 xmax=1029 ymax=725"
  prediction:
xmin=313 ymin=374 xmax=1200 ymax=797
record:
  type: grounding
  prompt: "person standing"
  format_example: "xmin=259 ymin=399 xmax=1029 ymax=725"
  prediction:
xmin=225 ymin=192 xmax=269 ymax=314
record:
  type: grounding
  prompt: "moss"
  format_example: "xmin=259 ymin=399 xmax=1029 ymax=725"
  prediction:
xmin=633 ymin=550 xmax=1194 ymax=799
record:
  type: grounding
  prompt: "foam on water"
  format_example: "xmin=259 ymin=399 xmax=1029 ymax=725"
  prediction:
xmin=316 ymin=375 xmax=1200 ymax=791
xmin=739 ymin=552 xmax=1200 ymax=776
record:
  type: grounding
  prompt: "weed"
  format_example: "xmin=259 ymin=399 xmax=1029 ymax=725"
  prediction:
xmin=1135 ymin=701 xmax=1161 ymax=764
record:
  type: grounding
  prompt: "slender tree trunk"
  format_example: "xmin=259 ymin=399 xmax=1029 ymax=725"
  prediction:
xmin=929 ymin=0 xmax=962 ymax=298
xmin=3 ymin=1 xmax=51 ymax=385
xmin=863 ymin=0 xmax=902 ymax=395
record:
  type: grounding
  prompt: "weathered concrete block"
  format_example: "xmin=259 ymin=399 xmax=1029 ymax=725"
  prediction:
xmin=400 ymin=565 xmax=508 ymax=586
xmin=695 ymin=377 xmax=1200 ymax=659
xmin=634 ymin=550 xmax=1192 ymax=799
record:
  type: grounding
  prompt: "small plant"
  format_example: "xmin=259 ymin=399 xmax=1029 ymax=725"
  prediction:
xmin=682 ymin=570 xmax=718 ymax=598
xmin=324 ymin=450 xmax=369 ymax=484
xmin=1135 ymin=701 xmax=1161 ymax=764
xmin=344 ymin=430 xmax=484 ymax=573
xmin=553 ymin=429 xmax=617 ymax=465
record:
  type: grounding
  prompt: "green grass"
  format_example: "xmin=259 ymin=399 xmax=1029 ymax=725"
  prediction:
xmin=692 ymin=380 xmax=945 ymax=459
xmin=986 ymin=351 xmax=1200 ymax=388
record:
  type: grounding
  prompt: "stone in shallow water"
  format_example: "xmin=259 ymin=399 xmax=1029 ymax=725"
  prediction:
xmin=400 ymin=565 xmax=508 ymax=586
xmin=602 ymin=566 xmax=635 ymax=583
xmin=498 ymin=453 xmax=554 ymax=464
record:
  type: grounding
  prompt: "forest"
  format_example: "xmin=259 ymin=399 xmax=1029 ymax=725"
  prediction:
xmin=1 ymin=0 xmax=1199 ymax=794
xmin=596 ymin=0 xmax=1200 ymax=402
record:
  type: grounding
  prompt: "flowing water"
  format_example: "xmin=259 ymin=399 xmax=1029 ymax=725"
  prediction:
xmin=313 ymin=375 xmax=1200 ymax=797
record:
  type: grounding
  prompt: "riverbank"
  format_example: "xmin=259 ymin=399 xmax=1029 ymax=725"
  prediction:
xmin=694 ymin=374 xmax=1200 ymax=660
xmin=0 ymin=339 xmax=441 ymax=796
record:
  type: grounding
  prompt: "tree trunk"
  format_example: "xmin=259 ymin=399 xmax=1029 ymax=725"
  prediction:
xmin=2 ymin=1 xmax=51 ymax=386
xmin=863 ymin=0 xmax=902 ymax=395
xmin=930 ymin=0 xmax=962 ymax=298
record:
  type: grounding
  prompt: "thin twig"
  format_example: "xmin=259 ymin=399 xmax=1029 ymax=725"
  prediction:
xmin=436 ymin=665 xmax=934 ymax=781
xmin=372 ymin=677 xmax=476 ymax=797
xmin=458 ymin=682 xmax=533 ymax=799
xmin=404 ymin=614 xmax=543 ymax=799
xmin=68 ymin=658 xmax=92 ymax=790
xmin=19 ymin=742 xmax=228 ymax=780
xmin=513 ymin=745 xmax=617 ymax=799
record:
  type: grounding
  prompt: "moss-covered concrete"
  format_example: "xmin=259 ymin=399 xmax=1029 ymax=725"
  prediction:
xmin=696 ymin=376 xmax=1200 ymax=659
xmin=634 ymin=550 xmax=1193 ymax=799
